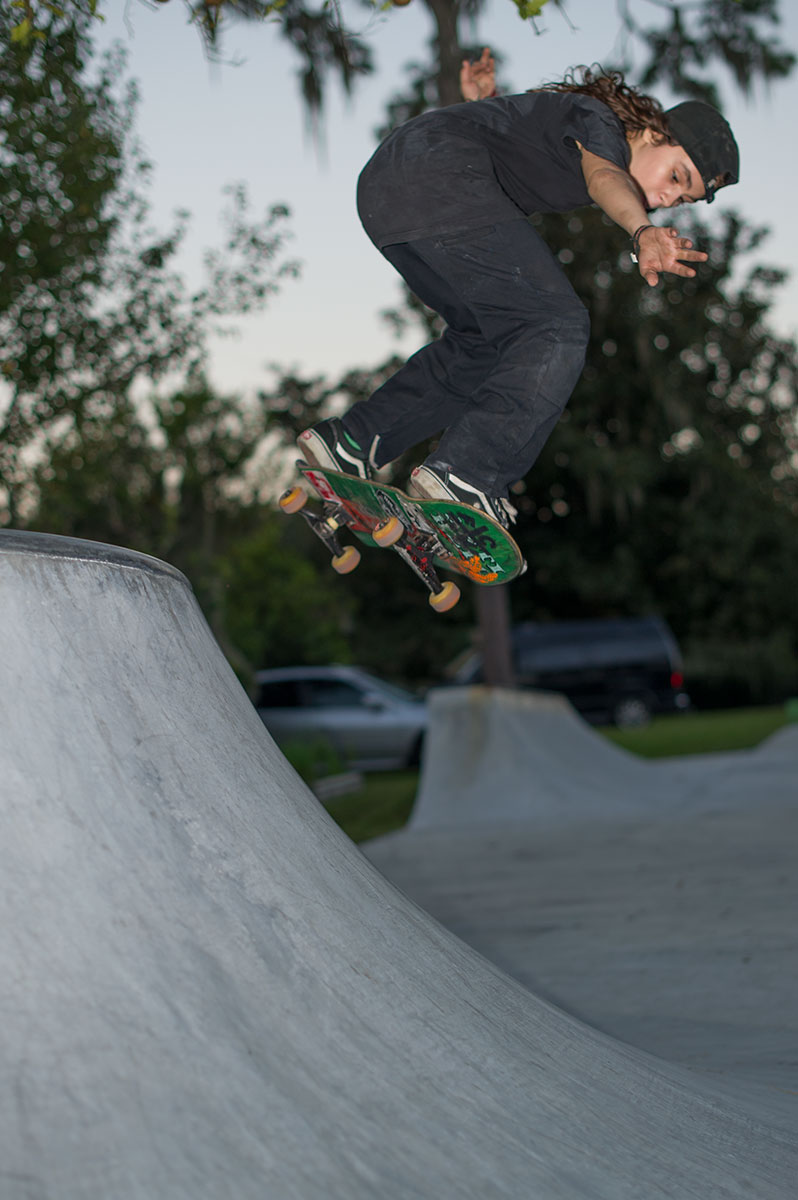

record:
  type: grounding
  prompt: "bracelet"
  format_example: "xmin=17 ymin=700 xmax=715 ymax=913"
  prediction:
xmin=630 ymin=223 xmax=654 ymax=264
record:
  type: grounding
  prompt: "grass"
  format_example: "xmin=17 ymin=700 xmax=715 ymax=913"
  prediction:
xmin=323 ymin=705 xmax=793 ymax=843
xmin=600 ymin=704 xmax=789 ymax=758
xmin=325 ymin=770 xmax=418 ymax=844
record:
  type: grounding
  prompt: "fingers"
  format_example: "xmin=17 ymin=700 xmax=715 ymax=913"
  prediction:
xmin=664 ymin=246 xmax=708 ymax=276
xmin=641 ymin=260 xmax=697 ymax=282
xmin=463 ymin=48 xmax=493 ymax=70
xmin=637 ymin=227 xmax=707 ymax=284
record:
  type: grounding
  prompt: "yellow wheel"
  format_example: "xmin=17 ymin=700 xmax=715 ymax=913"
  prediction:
xmin=429 ymin=581 xmax=461 ymax=613
xmin=332 ymin=546 xmax=361 ymax=575
xmin=373 ymin=516 xmax=403 ymax=548
xmin=279 ymin=486 xmax=307 ymax=515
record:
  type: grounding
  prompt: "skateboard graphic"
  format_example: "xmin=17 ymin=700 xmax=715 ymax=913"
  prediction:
xmin=279 ymin=462 xmax=525 ymax=613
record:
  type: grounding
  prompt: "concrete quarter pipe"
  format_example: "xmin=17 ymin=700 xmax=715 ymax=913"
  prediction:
xmin=1 ymin=530 xmax=795 ymax=1198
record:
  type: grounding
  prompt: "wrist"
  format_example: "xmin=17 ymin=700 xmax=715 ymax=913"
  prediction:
xmin=630 ymin=223 xmax=655 ymax=263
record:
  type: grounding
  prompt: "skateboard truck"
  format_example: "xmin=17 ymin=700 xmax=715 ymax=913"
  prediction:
xmin=279 ymin=486 xmax=361 ymax=575
xmin=369 ymin=489 xmax=461 ymax=611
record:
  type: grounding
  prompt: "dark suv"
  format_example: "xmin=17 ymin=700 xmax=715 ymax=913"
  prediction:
xmin=452 ymin=616 xmax=690 ymax=727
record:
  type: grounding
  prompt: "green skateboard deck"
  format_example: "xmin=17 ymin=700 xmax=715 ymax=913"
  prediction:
xmin=280 ymin=462 xmax=525 ymax=609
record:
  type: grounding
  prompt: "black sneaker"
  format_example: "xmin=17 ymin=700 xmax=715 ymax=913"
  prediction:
xmin=297 ymin=418 xmax=379 ymax=481
xmin=409 ymin=463 xmax=518 ymax=530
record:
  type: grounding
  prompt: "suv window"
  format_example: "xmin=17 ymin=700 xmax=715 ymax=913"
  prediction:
xmin=302 ymin=679 xmax=365 ymax=708
xmin=256 ymin=681 xmax=302 ymax=708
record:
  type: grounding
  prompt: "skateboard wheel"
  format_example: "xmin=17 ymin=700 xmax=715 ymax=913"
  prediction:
xmin=279 ymin=486 xmax=307 ymax=515
xmin=429 ymin=581 xmax=461 ymax=613
xmin=373 ymin=516 xmax=403 ymax=548
xmin=332 ymin=546 xmax=361 ymax=575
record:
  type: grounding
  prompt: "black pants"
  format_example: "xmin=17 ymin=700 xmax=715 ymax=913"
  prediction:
xmin=342 ymin=219 xmax=590 ymax=496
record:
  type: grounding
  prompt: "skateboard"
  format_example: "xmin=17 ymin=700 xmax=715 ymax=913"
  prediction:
xmin=279 ymin=461 xmax=525 ymax=613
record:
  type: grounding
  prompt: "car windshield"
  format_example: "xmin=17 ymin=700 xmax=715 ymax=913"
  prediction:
xmin=358 ymin=673 xmax=420 ymax=705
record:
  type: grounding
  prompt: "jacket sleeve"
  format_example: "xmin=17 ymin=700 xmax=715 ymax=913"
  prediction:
xmin=553 ymin=94 xmax=631 ymax=171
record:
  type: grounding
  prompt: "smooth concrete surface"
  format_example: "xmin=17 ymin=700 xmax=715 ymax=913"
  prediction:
xmin=2 ymin=531 xmax=796 ymax=1198
xmin=366 ymin=689 xmax=798 ymax=1131
xmin=409 ymin=686 xmax=798 ymax=830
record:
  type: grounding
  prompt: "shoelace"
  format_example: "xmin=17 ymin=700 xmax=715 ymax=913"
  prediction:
xmin=497 ymin=497 xmax=518 ymax=525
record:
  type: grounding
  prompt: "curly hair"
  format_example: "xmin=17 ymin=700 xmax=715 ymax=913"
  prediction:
xmin=535 ymin=66 xmax=675 ymax=143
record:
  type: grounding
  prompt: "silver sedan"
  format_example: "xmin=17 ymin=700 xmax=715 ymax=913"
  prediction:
xmin=254 ymin=665 xmax=427 ymax=771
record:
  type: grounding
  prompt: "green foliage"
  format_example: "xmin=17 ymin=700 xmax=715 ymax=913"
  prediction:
xmin=8 ymin=2 xmax=103 ymax=48
xmin=9 ymin=0 xmax=798 ymax=704
xmin=499 ymin=208 xmax=798 ymax=662
xmin=257 ymin=202 xmax=798 ymax=695
xmin=0 ymin=10 xmax=124 ymax=512
xmin=219 ymin=515 xmax=355 ymax=671
xmin=509 ymin=0 xmax=553 ymax=19
xmin=279 ymin=736 xmax=346 ymax=783
xmin=257 ymin=355 xmax=479 ymax=684
xmin=28 ymin=370 xmax=356 ymax=677
xmin=9 ymin=3 xmax=791 ymax=125
xmin=633 ymin=0 xmax=795 ymax=106
xmin=374 ymin=0 xmax=792 ymax=136
xmin=469 ymin=206 xmax=798 ymax=706
xmin=682 ymin=631 xmax=798 ymax=708
xmin=28 ymin=391 xmax=163 ymax=549
xmin=0 ymin=7 xmax=298 ymax=528
xmin=324 ymin=769 xmax=417 ymax=842
xmin=3 ymin=5 xmax=365 ymax=683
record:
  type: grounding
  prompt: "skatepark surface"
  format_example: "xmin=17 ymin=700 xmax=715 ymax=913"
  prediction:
xmin=367 ymin=692 xmax=798 ymax=1124
xmin=1 ymin=529 xmax=796 ymax=1198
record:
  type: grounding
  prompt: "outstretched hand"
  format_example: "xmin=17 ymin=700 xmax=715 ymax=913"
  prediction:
xmin=635 ymin=225 xmax=708 ymax=287
xmin=460 ymin=48 xmax=496 ymax=102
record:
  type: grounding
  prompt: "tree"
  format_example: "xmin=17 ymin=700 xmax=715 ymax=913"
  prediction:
xmin=0 ymin=7 xmax=298 ymax=525
xmin=10 ymin=0 xmax=798 ymax=695
xmin=257 ymin=198 xmax=798 ymax=692
xmin=178 ymin=0 xmax=794 ymax=687
xmin=255 ymin=357 xmax=479 ymax=683
xmin=352 ymin=0 xmax=794 ymax=684
xmin=9 ymin=3 xmax=794 ymax=122
xmin=30 ymin=369 xmax=357 ymax=678
xmin=496 ymin=203 xmax=798 ymax=702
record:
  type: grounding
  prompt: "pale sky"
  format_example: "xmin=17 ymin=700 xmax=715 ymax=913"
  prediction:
xmin=99 ymin=0 xmax=798 ymax=398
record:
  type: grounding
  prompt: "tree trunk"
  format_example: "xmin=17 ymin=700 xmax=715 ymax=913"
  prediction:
xmin=423 ymin=0 xmax=517 ymax=688
xmin=474 ymin=583 xmax=515 ymax=688
xmin=425 ymin=0 xmax=466 ymax=108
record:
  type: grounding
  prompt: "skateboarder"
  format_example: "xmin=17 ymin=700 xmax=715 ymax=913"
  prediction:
xmin=298 ymin=62 xmax=739 ymax=529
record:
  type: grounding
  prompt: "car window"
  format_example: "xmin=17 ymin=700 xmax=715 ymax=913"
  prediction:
xmin=302 ymin=679 xmax=365 ymax=708
xmin=360 ymin=676 xmax=418 ymax=704
xmin=256 ymin=681 xmax=302 ymax=708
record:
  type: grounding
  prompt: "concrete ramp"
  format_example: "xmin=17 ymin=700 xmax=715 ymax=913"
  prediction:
xmin=367 ymin=687 xmax=798 ymax=1134
xmin=1 ymin=530 xmax=796 ymax=1198
xmin=411 ymin=687 xmax=668 ymax=829
xmin=411 ymin=686 xmax=797 ymax=830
